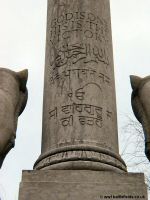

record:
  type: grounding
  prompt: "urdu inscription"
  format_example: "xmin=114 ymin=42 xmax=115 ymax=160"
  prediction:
xmin=49 ymin=42 xmax=109 ymax=69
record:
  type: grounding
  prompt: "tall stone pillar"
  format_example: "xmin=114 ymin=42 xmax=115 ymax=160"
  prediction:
xmin=34 ymin=0 xmax=126 ymax=172
xmin=19 ymin=1 xmax=148 ymax=199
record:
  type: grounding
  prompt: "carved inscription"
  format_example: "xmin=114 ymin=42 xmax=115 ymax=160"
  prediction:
xmin=48 ymin=10 xmax=111 ymax=94
xmin=49 ymin=68 xmax=110 ymax=89
xmin=67 ymin=83 xmax=101 ymax=101
xmin=68 ymin=87 xmax=86 ymax=101
xmin=62 ymin=103 xmax=102 ymax=127
xmin=48 ymin=11 xmax=110 ymax=72
xmin=106 ymin=110 xmax=113 ymax=119
xmin=49 ymin=42 xmax=109 ymax=69
xmin=47 ymin=10 xmax=113 ymax=130
xmin=49 ymin=107 xmax=57 ymax=119
xmin=49 ymin=103 xmax=113 ymax=128
xmin=49 ymin=12 xmax=109 ymax=43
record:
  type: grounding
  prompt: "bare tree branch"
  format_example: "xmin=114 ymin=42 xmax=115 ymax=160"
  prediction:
xmin=120 ymin=115 xmax=150 ymax=191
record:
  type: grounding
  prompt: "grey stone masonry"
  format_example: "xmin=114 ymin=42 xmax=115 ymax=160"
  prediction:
xmin=34 ymin=0 xmax=126 ymax=172
xmin=19 ymin=170 xmax=148 ymax=200
xmin=19 ymin=1 xmax=148 ymax=199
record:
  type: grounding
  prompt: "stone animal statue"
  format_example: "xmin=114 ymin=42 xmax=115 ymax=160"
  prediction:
xmin=0 ymin=68 xmax=28 ymax=168
xmin=130 ymin=75 xmax=150 ymax=161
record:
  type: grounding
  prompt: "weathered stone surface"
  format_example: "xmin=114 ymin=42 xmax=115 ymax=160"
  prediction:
xmin=18 ymin=1 xmax=148 ymax=199
xmin=130 ymin=75 xmax=150 ymax=161
xmin=34 ymin=0 xmax=126 ymax=172
xmin=19 ymin=170 xmax=148 ymax=200
xmin=0 ymin=68 xmax=28 ymax=168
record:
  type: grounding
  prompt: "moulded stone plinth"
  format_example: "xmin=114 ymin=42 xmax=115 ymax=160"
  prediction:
xmin=19 ymin=170 xmax=148 ymax=200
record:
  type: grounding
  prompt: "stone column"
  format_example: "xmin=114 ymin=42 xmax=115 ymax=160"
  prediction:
xmin=19 ymin=1 xmax=148 ymax=199
xmin=34 ymin=0 xmax=126 ymax=172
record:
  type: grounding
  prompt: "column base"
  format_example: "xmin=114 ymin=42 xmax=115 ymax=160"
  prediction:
xmin=34 ymin=146 xmax=127 ymax=172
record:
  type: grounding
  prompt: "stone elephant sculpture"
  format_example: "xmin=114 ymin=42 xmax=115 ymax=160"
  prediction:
xmin=130 ymin=75 xmax=150 ymax=161
xmin=0 ymin=68 xmax=28 ymax=168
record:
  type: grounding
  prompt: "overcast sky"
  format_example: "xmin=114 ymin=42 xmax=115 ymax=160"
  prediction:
xmin=0 ymin=1 xmax=150 ymax=200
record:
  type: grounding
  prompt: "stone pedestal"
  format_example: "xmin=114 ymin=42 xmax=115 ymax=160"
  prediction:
xmin=19 ymin=170 xmax=148 ymax=200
